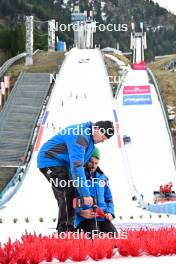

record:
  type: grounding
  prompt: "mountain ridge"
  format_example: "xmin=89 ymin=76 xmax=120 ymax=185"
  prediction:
xmin=0 ymin=0 xmax=176 ymax=60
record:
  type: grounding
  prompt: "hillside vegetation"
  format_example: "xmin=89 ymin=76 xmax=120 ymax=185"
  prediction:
xmin=0 ymin=0 xmax=176 ymax=61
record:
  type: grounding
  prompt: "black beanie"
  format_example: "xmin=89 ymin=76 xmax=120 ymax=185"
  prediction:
xmin=94 ymin=121 xmax=114 ymax=139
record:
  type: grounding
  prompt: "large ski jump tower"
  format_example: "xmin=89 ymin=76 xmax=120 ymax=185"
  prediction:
xmin=130 ymin=22 xmax=147 ymax=63
xmin=71 ymin=1 xmax=95 ymax=49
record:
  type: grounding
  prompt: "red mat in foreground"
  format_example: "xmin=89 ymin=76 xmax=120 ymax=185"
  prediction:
xmin=0 ymin=227 xmax=176 ymax=263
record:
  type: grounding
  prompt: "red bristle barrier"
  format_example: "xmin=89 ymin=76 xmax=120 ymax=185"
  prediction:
xmin=0 ymin=227 xmax=176 ymax=262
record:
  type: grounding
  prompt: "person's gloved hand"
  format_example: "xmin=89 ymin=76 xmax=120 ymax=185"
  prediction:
xmin=80 ymin=209 xmax=97 ymax=219
xmin=104 ymin=213 xmax=113 ymax=221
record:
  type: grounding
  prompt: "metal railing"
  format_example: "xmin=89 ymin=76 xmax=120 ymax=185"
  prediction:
xmin=0 ymin=52 xmax=26 ymax=78
xmin=0 ymin=49 xmax=40 ymax=79
xmin=114 ymin=68 xmax=129 ymax=99
xmin=0 ymin=166 xmax=25 ymax=205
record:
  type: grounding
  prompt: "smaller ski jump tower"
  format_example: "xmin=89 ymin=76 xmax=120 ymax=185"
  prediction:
xmin=130 ymin=22 xmax=147 ymax=63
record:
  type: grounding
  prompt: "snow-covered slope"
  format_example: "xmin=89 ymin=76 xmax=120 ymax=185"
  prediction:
xmin=115 ymin=68 xmax=176 ymax=205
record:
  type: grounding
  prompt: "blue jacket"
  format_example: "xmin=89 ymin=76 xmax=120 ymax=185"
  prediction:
xmin=74 ymin=167 xmax=115 ymax=226
xmin=37 ymin=122 xmax=94 ymax=197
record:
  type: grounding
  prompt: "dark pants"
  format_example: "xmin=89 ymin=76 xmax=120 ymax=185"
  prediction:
xmin=77 ymin=219 xmax=117 ymax=238
xmin=40 ymin=166 xmax=76 ymax=232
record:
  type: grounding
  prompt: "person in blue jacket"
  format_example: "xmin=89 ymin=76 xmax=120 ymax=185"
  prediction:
xmin=37 ymin=121 xmax=114 ymax=233
xmin=75 ymin=147 xmax=117 ymax=237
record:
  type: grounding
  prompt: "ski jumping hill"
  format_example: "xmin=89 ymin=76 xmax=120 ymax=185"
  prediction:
xmin=0 ymin=48 xmax=118 ymax=243
xmin=115 ymin=66 xmax=176 ymax=214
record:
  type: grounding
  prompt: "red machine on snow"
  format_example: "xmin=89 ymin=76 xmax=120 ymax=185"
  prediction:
xmin=154 ymin=182 xmax=176 ymax=204
xmin=160 ymin=182 xmax=173 ymax=194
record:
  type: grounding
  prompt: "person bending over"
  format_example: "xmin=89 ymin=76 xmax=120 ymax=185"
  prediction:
xmin=37 ymin=121 xmax=114 ymax=233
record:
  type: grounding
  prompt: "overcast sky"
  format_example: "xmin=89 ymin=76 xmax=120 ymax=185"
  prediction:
xmin=153 ymin=0 xmax=176 ymax=15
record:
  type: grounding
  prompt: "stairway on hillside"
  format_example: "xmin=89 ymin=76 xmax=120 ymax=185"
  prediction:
xmin=0 ymin=72 xmax=51 ymax=192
